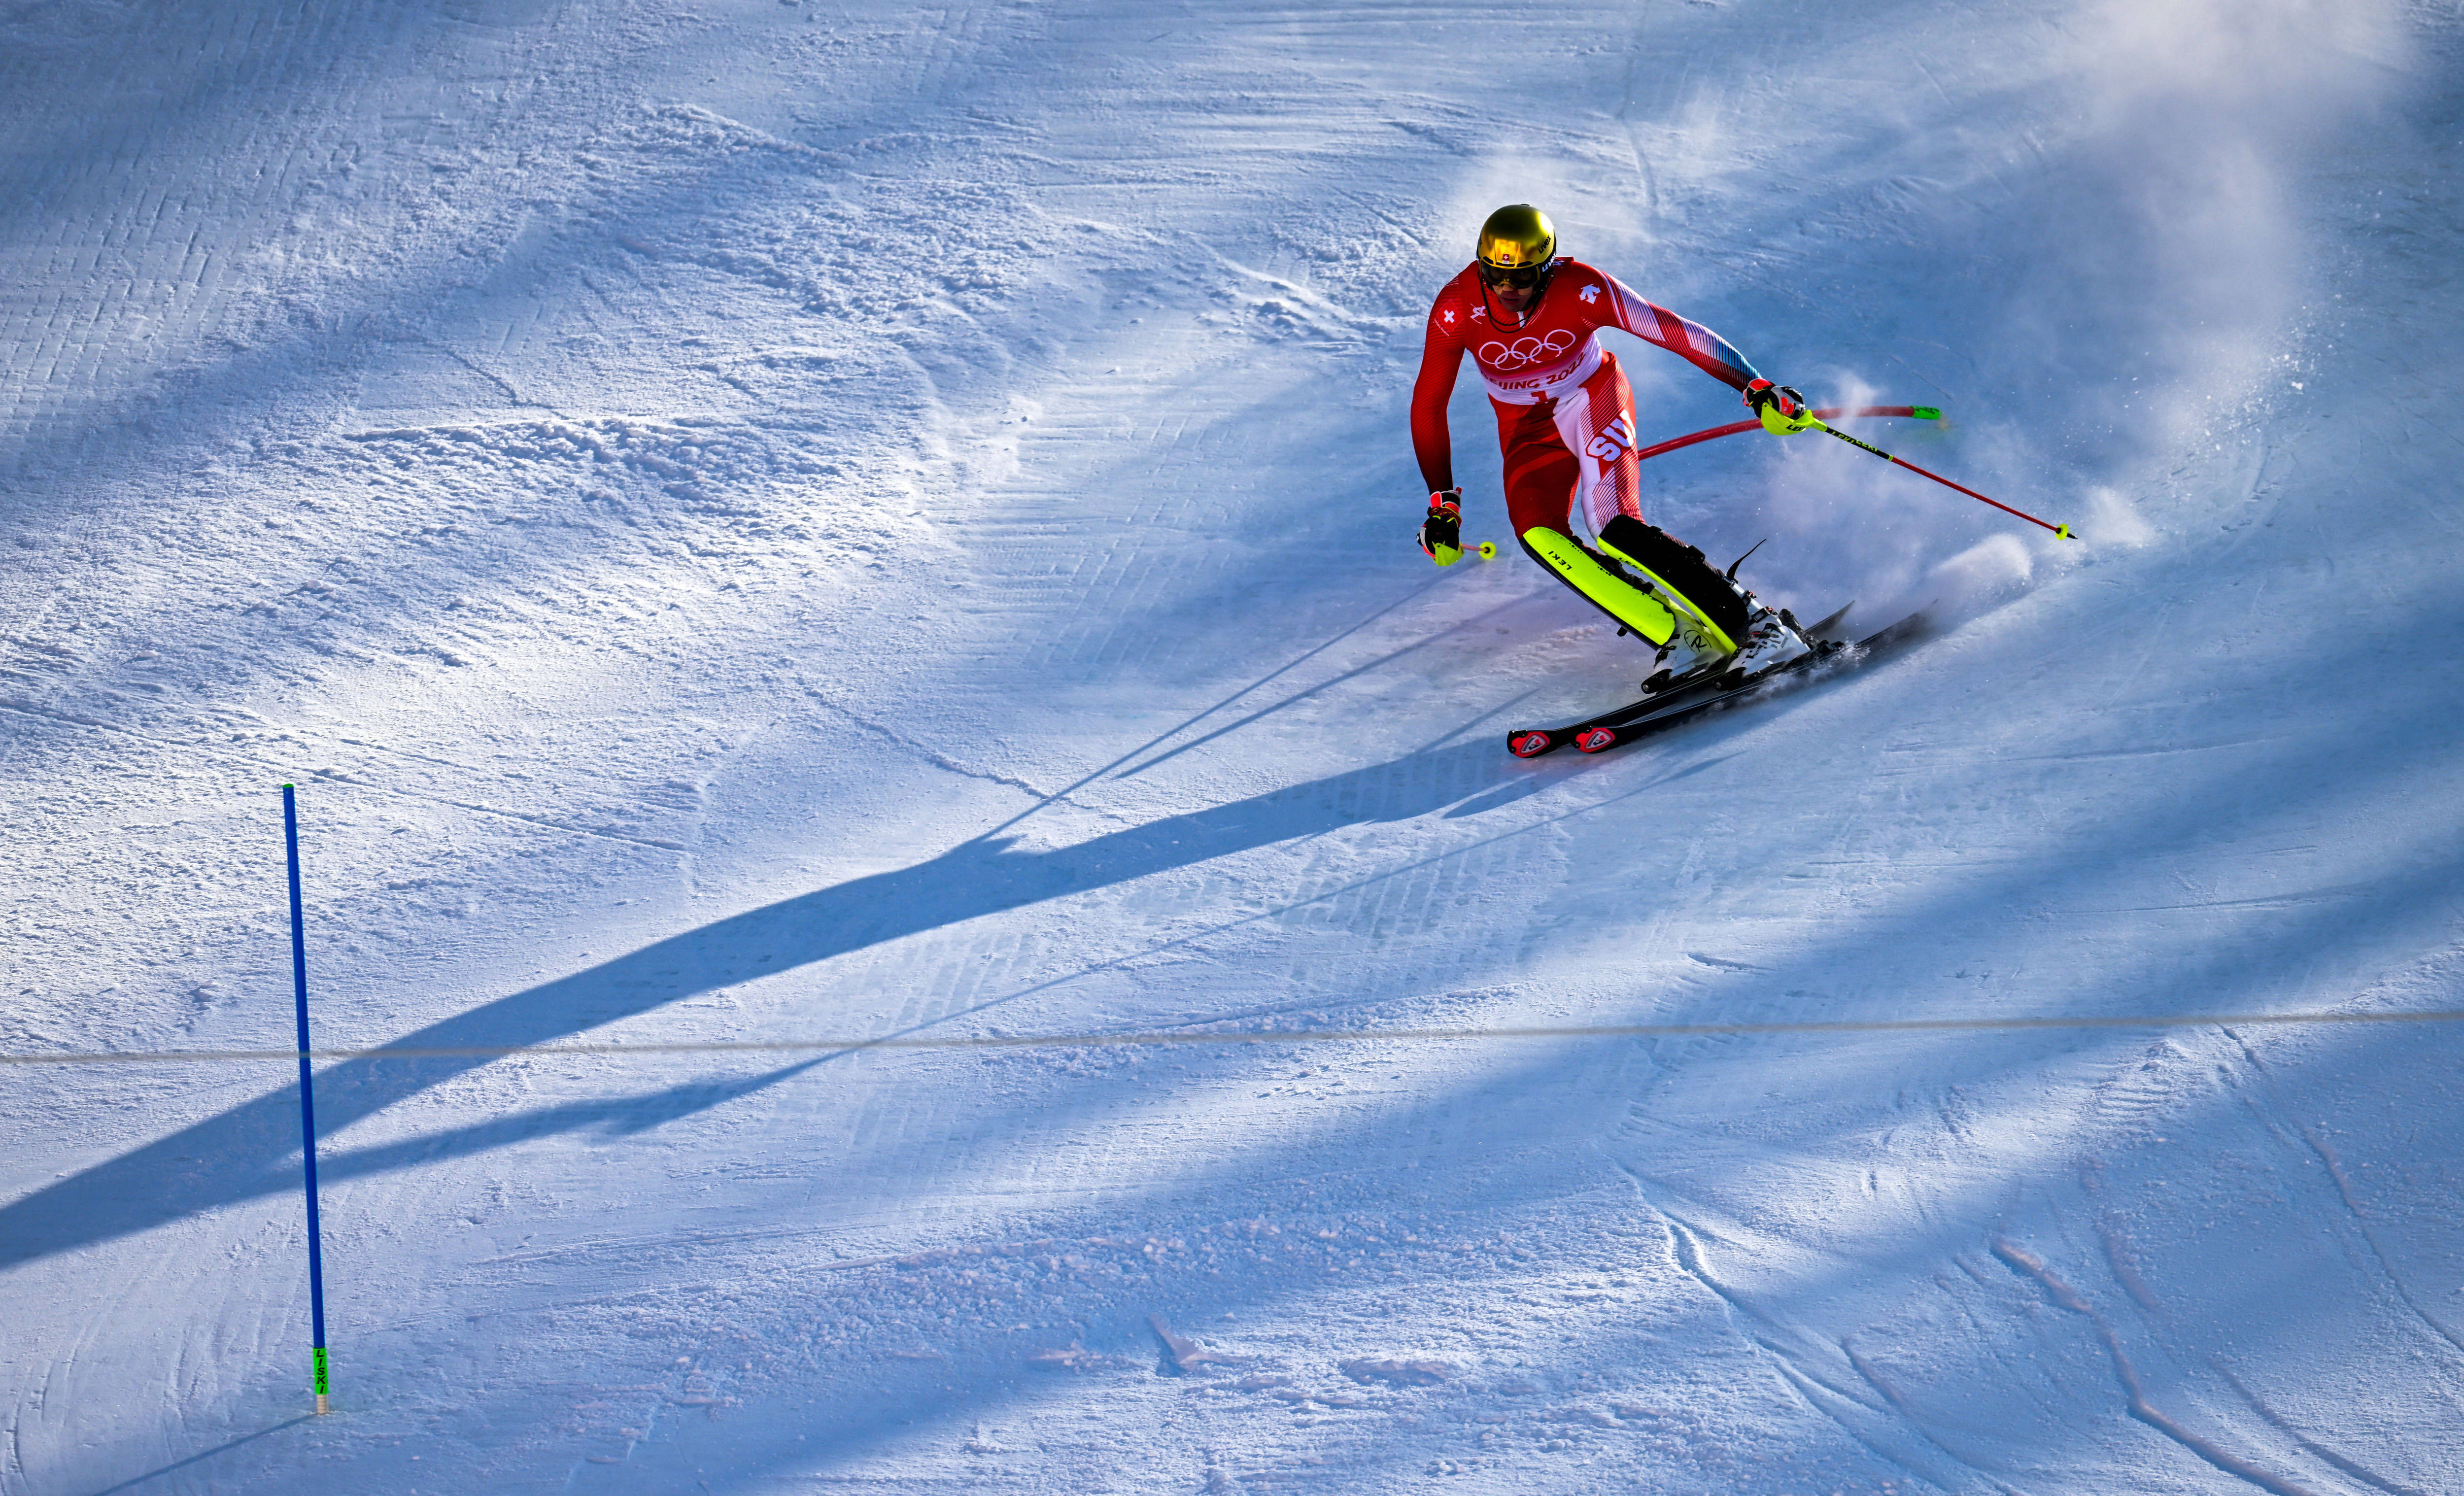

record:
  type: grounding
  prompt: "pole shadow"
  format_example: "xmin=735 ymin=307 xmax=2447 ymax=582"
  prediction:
xmin=78 ymin=1414 xmax=313 ymax=1496
xmin=0 ymin=739 xmax=1508 ymax=1271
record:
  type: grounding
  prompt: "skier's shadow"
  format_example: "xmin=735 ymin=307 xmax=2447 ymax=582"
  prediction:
xmin=0 ymin=739 xmax=1509 ymax=1272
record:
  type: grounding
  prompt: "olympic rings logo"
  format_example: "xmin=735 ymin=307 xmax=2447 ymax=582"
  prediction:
xmin=1477 ymin=330 xmax=1576 ymax=370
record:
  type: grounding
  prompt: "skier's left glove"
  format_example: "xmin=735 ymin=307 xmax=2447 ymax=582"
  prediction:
xmin=1745 ymin=379 xmax=1818 ymax=435
xmin=1418 ymin=490 xmax=1465 ymax=566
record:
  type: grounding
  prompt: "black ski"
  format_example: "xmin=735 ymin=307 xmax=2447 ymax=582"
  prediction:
xmin=1505 ymin=607 xmax=1924 ymax=759
xmin=1504 ymin=601 xmax=1854 ymax=759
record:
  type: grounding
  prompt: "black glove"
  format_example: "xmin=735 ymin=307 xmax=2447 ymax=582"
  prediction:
xmin=1418 ymin=489 xmax=1465 ymax=566
xmin=1744 ymin=378 xmax=1816 ymax=434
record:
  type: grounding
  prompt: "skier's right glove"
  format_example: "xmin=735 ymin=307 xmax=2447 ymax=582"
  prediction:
xmin=1418 ymin=489 xmax=1465 ymax=566
xmin=1745 ymin=378 xmax=1817 ymax=435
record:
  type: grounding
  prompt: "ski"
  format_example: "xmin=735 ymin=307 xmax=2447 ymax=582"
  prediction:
xmin=1799 ymin=599 xmax=1857 ymax=641
xmin=1501 ymin=669 xmax=1723 ymax=759
xmin=1503 ymin=601 xmax=1854 ymax=759
xmin=1505 ymin=607 xmax=1924 ymax=759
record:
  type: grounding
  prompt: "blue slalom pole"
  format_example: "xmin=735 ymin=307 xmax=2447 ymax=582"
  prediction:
xmin=281 ymin=784 xmax=332 ymax=1416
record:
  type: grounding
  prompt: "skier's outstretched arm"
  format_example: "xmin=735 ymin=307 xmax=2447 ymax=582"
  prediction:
xmin=1596 ymin=274 xmax=1760 ymax=391
xmin=1597 ymin=274 xmax=1818 ymax=433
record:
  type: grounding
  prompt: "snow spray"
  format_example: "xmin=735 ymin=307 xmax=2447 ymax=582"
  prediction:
xmin=280 ymin=785 xmax=332 ymax=1415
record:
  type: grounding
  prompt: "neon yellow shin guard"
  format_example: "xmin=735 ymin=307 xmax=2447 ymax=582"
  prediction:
xmin=1590 ymin=531 xmax=1739 ymax=656
xmin=1520 ymin=529 xmax=1682 ymax=647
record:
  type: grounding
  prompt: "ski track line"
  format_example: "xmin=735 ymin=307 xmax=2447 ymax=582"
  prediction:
xmin=2293 ymin=1127 xmax=2464 ymax=1361
xmin=1837 ymin=1341 xmax=2034 ymax=1496
xmin=1990 ymin=1239 xmax=2322 ymax=1496
xmin=2213 ymin=1025 xmax=2464 ymax=1368
xmin=1625 ymin=1184 xmax=1987 ymax=1496
xmin=2213 ymin=1363 xmax=2431 ymax=1496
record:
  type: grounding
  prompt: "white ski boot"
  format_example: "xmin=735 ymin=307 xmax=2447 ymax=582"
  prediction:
xmin=1727 ymin=604 xmax=1812 ymax=682
xmin=1642 ymin=614 xmax=1730 ymax=694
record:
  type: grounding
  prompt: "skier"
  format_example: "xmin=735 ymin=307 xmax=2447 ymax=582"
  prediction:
xmin=1411 ymin=203 xmax=1820 ymax=690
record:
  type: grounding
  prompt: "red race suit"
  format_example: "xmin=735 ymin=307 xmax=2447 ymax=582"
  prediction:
xmin=1409 ymin=260 xmax=1760 ymax=540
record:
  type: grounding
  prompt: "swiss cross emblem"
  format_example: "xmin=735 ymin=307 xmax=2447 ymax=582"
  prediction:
xmin=1441 ymin=308 xmax=1455 ymax=325
xmin=1579 ymin=284 xmax=1600 ymax=303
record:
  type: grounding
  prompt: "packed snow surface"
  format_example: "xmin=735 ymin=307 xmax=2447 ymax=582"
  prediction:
xmin=4 ymin=0 xmax=2461 ymax=1492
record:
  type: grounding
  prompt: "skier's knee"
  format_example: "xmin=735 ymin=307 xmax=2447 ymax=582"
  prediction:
xmin=1513 ymin=523 xmax=1563 ymax=560
xmin=1517 ymin=526 xmax=1680 ymax=647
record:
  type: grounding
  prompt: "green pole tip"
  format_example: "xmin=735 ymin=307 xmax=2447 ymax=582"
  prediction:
xmin=1911 ymin=406 xmax=1942 ymax=420
xmin=2055 ymin=524 xmax=2075 ymax=540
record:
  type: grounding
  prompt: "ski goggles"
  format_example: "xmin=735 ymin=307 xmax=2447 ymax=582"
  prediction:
xmin=1477 ymin=260 xmax=1548 ymax=290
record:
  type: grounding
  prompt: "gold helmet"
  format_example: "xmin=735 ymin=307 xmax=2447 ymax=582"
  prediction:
xmin=1475 ymin=204 xmax=1557 ymax=275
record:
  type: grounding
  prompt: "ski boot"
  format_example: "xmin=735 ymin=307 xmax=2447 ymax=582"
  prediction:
xmin=1640 ymin=615 xmax=1730 ymax=695
xmin=1722 ymin=604 xmax=1811 ymax=686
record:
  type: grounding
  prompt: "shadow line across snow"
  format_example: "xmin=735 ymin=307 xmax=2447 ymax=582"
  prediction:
xmin=514 ymin=720 xmax=2464 ymax=1494
xmin=0 ymin=737 xmax=1509 ymax=1273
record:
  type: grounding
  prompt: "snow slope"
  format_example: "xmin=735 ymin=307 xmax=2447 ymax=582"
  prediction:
xmin=4 ymin=0 xmax=2462 ymax=1492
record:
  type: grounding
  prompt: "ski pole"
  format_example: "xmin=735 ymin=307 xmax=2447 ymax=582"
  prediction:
xmin=1630 ymin=406 xmax=1937 ymax=466
xmin=1807 ymin=418 xmax=2076 ymax=540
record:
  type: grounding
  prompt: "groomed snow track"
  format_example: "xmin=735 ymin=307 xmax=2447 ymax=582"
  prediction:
xmin=4 ymin=1 xmax=2462 ymax=1493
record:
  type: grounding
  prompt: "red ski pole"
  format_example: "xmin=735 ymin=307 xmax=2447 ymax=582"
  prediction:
xmin=1807 ymin=417 xmax=2077 ymax=540
xmin=1629 ymin=405 xmax=1937 ymax=465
